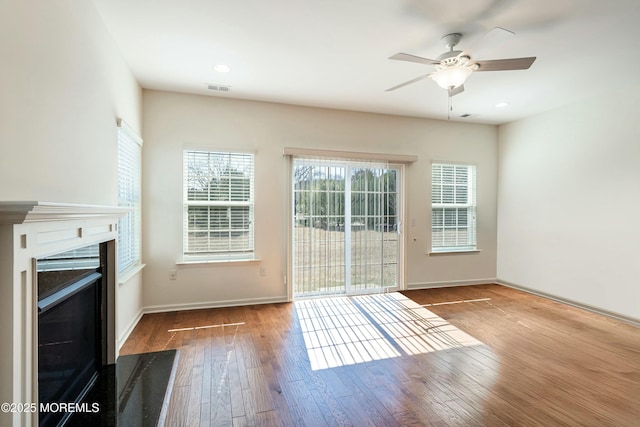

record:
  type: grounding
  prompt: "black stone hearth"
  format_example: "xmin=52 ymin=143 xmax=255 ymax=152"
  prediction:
xmin=67 ymin=350 xmax=177 ymax=427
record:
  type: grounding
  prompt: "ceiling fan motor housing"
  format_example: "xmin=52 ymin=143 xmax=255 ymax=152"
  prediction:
xmin=437 ymin=50 xmax=463 ymax=62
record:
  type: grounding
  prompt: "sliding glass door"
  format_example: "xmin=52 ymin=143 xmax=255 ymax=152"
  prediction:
xmin=292 ymin=158 xmax=401 ymax=298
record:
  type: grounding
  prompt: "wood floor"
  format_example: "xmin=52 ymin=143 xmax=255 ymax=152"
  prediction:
xmin=120 ymin=285 xmax=640 ymax=426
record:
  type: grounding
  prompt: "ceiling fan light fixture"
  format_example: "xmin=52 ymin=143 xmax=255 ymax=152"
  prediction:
xmin=430 ymin=66 xmax=473 ymax=89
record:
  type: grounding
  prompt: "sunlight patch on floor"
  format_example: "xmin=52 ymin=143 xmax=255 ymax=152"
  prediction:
xmin=167 ymin=322 xmax=245 ymax=332
xmin=295 ymin=292 xmax=483 ymax=370
xmin=421 ymin=297 xmax=491 ymax=306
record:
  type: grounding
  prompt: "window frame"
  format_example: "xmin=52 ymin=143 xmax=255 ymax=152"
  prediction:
xmin=182 ymin=149 xmax=255 ymax=262
xmin=430 ymin=162 xmax=478 ymax=253
xmin=117 ymin=119 xmax=143 ymax=275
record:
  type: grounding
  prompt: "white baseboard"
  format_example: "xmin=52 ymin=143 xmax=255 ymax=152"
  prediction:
xmin=143 ymin=295 xmax=289 ymax=314
xmin=496 ymin=279 xmax=640 ymax=328
xmin=117 ymin=307 xmax=144 ymax=353
xmin=407 ymin=278 xmax=497 ymax=290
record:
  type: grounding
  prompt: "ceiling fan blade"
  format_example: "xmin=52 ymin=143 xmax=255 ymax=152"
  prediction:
xmin=465 ymin=26 xmax=514 ymax=58
xmin=474 ymin=57 xmax=536 ymax=71
xmin=385 ymin=73 xmax=432 ymax=91
xmin=448 ymin=85 xmax=465 ymax=97
xmin=389 ymin=53 xmax=439 ymax=65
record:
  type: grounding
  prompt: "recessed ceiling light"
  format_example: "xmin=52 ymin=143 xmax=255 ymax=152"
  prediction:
xmin=213 ymin=64 xmax=231 ymax=73
xmin=495 ymin=101 xmax=510 ymax=108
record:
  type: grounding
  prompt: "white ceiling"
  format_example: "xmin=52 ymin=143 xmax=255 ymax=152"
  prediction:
xmin=92 ymin=0 xmax=640 ymax=125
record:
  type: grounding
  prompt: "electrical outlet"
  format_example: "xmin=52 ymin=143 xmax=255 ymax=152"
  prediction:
xmin=169 ymin=269 xmax=177 ymax=280
xmin=259 ymin=267 xmax=266 ymax=277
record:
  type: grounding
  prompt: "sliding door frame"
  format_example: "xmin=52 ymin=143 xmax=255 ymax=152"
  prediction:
xmin=285 ymin=151 xmax=410 ymax=300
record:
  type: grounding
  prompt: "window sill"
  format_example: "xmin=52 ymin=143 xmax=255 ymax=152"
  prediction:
xmin=177 ymin=258 xmax=261 ymax=268
xmin=118 ymin=263 xmax=146 ymax=285
xmin=428 ymin=249 xmax=482 ymax=256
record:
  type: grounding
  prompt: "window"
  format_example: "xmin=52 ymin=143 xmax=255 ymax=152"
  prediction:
xmin=117 ymin=119 xmax=143 ymax=272
xmin=183 ymin=150 xmax=254 ymax=261
xmin=431 ymin=163 xmax=477 ymax=252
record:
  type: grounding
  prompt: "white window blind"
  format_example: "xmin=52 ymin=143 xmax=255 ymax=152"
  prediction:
xmin=183 ymin=150 xmax=254 ymax=260
xmin=117 ymin=119 xmax=142 ymax=272
xmin=431 ymin=163 xmax=477 ymax=252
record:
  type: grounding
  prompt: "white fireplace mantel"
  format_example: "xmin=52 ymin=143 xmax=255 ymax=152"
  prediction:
xmin=0 ymin=201 xmax=128 ymax=427
xmin=0 ymin=201 xmax=130 ymax=224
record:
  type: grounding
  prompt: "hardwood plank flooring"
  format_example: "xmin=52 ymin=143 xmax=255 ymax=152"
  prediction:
xmin=120 ymin=285 xmax=640 ymax=426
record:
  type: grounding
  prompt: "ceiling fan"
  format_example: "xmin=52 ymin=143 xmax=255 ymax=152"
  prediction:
xmin=386 ymin=27 xmax=536 ymax=97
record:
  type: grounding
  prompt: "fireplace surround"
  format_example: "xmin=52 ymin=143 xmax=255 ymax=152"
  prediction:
xmin=0 ymin=202 xmax=128 ymax=427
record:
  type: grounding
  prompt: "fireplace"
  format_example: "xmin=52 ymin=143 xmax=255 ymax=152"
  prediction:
xmin=37 ymin=243 xmax=106 ymax=427
xmin=0 ymin=202 xmax=128 ymax=427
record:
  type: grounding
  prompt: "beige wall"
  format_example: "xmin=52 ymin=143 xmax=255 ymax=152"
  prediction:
xmin=497 ymin=86 xmax=640 ymax=321
xmin=0 ymin=0 xmax=141 ymax=205
xmin=142 ymin=90 xmax=498 ymax=310
xmin=0 ymin=4 xmax=143 ymax=415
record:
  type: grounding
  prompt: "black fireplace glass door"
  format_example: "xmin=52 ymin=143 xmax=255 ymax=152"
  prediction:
xmin=38 ymin=274 xmax=101 ymax=426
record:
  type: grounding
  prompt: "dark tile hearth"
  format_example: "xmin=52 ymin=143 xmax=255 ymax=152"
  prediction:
xmin=67 ymin=350 xmax=176 ymax=427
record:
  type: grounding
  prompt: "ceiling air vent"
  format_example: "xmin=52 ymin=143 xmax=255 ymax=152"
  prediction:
xmin=207 ymin=84 xmax=231 ymax=92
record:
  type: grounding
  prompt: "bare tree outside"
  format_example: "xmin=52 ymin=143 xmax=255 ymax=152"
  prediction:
xmin=184 ymin=151 xmax=254 ymax=257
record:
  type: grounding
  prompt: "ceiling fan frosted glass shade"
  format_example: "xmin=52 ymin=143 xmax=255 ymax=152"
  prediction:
xmin=431 ymin=66 xmax=473 ymax=89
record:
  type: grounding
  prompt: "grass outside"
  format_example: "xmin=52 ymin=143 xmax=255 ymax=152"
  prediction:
xmin=294 ymin=226 xmax=398 ymax=296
